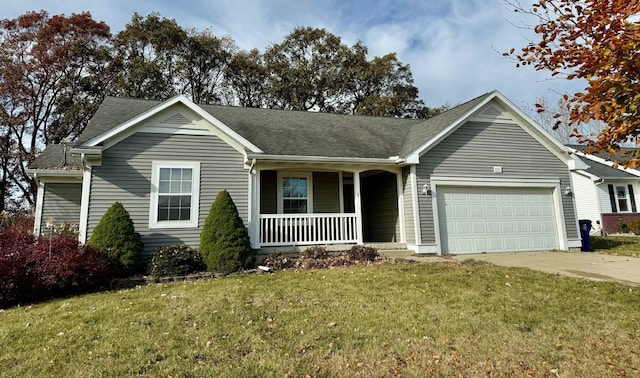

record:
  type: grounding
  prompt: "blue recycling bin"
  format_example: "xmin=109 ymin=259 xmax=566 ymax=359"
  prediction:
xmin=579 ymin=219 xmax=592 ymax=252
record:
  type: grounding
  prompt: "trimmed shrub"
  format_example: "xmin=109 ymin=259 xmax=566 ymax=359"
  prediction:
xmin=200 ymin=190 xmax=255 ymax=273
xmin=300 ymin=246 xmax=329 ymax=260
xmin=347 ymin=245 xmax=379 ymax=262
xmin=628 ymin=219 xmax=640 ymax=235
xmin=88 ymin=202 xmax=143 ymax=274
xmin=148 ymin=245 xmax=205 ymax=277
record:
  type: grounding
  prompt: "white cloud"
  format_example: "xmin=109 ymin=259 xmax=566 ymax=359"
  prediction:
xmin=1 ymin=0 xmax=585 ymax=111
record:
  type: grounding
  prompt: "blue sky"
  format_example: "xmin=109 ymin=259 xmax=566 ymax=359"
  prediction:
xmin=4 ymin=0 xmax=583 ymax=110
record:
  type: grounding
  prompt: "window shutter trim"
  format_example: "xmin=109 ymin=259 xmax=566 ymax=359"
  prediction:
xmin=608 ymin=184 xmax=618 ymax=212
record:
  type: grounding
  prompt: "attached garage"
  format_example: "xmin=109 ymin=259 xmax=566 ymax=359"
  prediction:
xmin=437 ymin=186 xmax=560 ymax=254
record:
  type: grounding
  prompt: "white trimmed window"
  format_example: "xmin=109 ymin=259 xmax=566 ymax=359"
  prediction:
xmin=150 ymin=161 xmax=200 ymax=228
xmin=615 ymin=186 xmax=630 ymax=212
xmin=277 ymin=172 xmax=313 ymax=213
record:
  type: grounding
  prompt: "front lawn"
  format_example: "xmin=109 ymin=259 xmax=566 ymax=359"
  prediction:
xmin=591 ymin=235 xmax=640 ymax=257
xmin=1 ymin=262 xmax=639 ymax=377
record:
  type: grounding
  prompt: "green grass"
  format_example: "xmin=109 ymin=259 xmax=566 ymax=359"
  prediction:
xmin=1 ymin=261 xmax=639 ymax=377
xmin=591 ymin=235 xmax=640 ymax=257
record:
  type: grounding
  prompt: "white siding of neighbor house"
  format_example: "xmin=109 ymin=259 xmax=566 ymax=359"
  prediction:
xmin=599 ymin=180 xmax=640 ymax=214
xmin=42 ymin=182 xmax=82 ymax=227
xmin=416 ymin=120 xmax=579 ymax=245
xmin=87 ymin=132 xmax=248 ymax=256
xmin=570 ymin=171 xmax=602 ymax=225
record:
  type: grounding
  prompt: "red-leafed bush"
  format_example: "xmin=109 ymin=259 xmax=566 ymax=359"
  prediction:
xmin=29 ymin=236 xmax=112 ymax=296
xmin=0 ymin=228 xmax=36 ymax=305
xmin=1 ymin=226 xmax=112 ymax=307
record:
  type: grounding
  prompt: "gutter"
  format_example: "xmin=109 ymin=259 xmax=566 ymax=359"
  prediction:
xmin=246 ymin=153 xmax=406 ymax=165
xmin=27 ymin=169 xmax=83 ymax=178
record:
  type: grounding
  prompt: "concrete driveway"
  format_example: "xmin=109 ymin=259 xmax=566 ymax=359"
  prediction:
xmin=452 ymin=252 xmax=640 ymax=286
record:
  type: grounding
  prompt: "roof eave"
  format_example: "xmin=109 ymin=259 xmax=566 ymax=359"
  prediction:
xmin=568 ymin=147 xmax=640 ymax=178
xmin=27 ymin=169 xmax=83 ymax=178
xmin=247 ymin=153 xmax=405 ymax=165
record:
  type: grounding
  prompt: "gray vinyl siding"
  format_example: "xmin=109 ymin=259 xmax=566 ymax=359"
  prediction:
xmin=361 ymin=171 xmax=399 ymax=242
xmin=313 ymin=172 xmax=340 ymax=213
xmin=416 ymin=121 xmax=579 ymax=244
xmin=42 ymin=182 xmax=82 ymax=226
xmin=402 ymin=167 xmax=415 ymax=244
xmin=260 ymin=170 xmax=277 ymax=214
xmin=87 ymin=133 xmax=248 ymax=256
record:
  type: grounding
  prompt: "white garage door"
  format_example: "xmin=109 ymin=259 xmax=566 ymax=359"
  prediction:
xmin=437 ymin=186 xmax=559 ymax=254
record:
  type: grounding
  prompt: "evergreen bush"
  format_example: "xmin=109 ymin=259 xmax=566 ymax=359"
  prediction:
xmin=148 ymin=244 xmax=205 ymax=277
xmin=200 ymin=190 xmax=255 ymax=273
xmin=87 ymin=202 xmax=143 ymax=273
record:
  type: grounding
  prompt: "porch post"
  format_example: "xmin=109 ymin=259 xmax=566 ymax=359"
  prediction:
xmin=396 ymin=170 xmax=406 ymax=243
xmin=78 ymin=165 xmax=92 ymax=244
xmin=33 ymin=179 xmax=45 ymax=237
xmin=354 ymin=170 xmax=364 ymax=244
xmin=249 ymin=169 xmax=261 ymax=248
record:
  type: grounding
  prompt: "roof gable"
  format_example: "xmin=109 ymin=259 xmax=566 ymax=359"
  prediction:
xmin=402 ymin=91 xmax=574 ymax=165
xmin=79 ymin=95 xmax=263 ymax=154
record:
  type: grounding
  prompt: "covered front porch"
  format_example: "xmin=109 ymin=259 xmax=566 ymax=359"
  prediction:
xmin=248 ymin=165 xmax=406 ymax=249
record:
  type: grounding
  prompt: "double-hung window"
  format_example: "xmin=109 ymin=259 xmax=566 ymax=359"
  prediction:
xmin=277 ymin=172 xmax=312 ymax=213
xmin=150 ymin=161 xmax=200 ymax=228
xmin=615 ymin=186 xmax=630 ymax=212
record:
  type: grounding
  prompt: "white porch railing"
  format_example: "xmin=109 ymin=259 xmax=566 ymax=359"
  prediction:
xmin=259 ymin=213 xmax=358 ymax=246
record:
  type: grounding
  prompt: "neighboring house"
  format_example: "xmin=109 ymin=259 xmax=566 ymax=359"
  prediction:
xmin=29 ymin=90 xmax=584 ymax=256
xmin=568 ymin=145 xmax=640 ymax=234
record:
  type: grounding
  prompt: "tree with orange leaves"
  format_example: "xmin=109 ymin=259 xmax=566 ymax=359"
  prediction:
xmin=506 ymin=1 xmax=640 ymax=166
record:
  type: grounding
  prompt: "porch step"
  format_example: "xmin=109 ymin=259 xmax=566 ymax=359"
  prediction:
xmin=364 ymin=242 xmax=407 ymax=250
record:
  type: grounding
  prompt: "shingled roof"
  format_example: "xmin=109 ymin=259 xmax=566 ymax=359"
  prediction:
xmin=75 ymin=97 xmax=161 ymax=146
xmin=573 ymin=155 xmax=639 ymax=179
xmin=32 ymin=91 xmax=499 ymax=169
xmin=30 ymin=144 xmax=82 ymax=170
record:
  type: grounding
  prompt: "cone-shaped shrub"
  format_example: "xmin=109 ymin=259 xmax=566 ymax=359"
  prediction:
xmin=88 ymin=202 xmax=143 ymax=273
xmin=200 ymin=190 xmax=255 ymax=273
